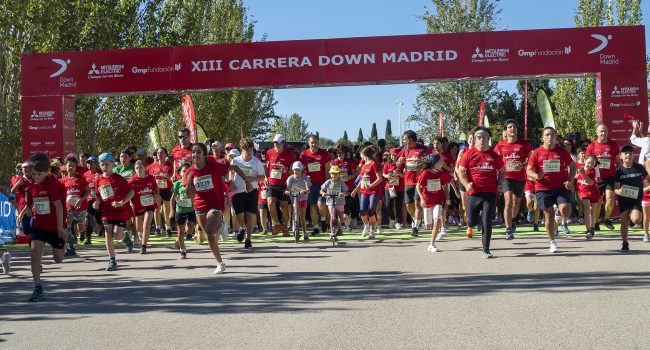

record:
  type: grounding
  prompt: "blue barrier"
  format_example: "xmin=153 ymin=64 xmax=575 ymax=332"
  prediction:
xmin=0 ymin=192 xmax=17 ymax=235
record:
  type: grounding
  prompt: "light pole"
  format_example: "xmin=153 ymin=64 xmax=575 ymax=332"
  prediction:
xmin=397 ymin=98 xmax=404 ymax=146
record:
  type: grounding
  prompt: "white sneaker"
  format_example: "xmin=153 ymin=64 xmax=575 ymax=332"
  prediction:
xmin=388 ymin=220 xmax=395 ymax=229
xmin=549 ymin=240 xmax=558 ymax=253
xmin=436 ymin=232 xmax=444 ymax=240
xmin=220 ymin=220 xmax=230 ymax=242
xmin=395 ymin=223 xmax=403 ymax=230
xmin=643 ymin=234 xmax=649 ymax=242
xmin=427 ymin=244 xmax=438 ymax=253
xmin=361 ymin=224 xmax=369 ymax=237
xmin=368 ymin=231 xmax=376 ymax=239
xmin=1 ymin=252 xmax=10 ymax=274
xmin=376 ymin=227 xmax=383 ymax=234
xmin=440 ymin=226 xmax=448 ymax=237
xmin=214 ymin=262 xmax=226 ymax=274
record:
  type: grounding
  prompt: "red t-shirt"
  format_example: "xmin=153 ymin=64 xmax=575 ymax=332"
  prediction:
xmin=459 ymin=148 xmax=504 ymax=195
xmin=494 ymin=139 xmax=532 ymax=182
xmin=383 ymin=162 xmax=404 ymax=191
xmin=266 ymin=147 xmax=296 ymax=187
xmin=258 ymin=181 xmax=268 ymax=205
xmin=83 ymin=169 xmax=101 ymax=204
xmin=185 ymin=161 xmax=229 ymax=212
xmin=27 ymin=176 xmax=66 ymax=231
xmin=10 ymin=175 xmax=32 ymax=211
xmin=359 ymin=160 xmax=381 ymax=195
xmin=129 ymin=175 xmax=159 ymax=213
xmin=528 ymin=145 xmax=574 ymax=191
xmin=59 ymin=174 xmax=89 ymax=212
xmin=417 ymin=169 xmax=451 ymax=207
xmin=95 ymin=173 xmax=133 ymax=221
xmin=76 ymin=165 xmax=89 ymax=175
xmin=576 ymin=166 xmax=600 ymax=202
xmin=171 ymin=144 xmax=192 ymax=169
xmin=400 ymin=145 xmax=430 ymax=186
xmin=331 ymin=158 xmax=357 ymax=191
xmin=148 ymin=162 xmax=173 ymax=190
xmin=299 ymin=148 xmax=331 ymax=185
xmin=586 ymin=139 xmax=619 ymax=179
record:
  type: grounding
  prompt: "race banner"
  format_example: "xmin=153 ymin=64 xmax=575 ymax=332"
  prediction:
xmin=478 ymin=100 xmax=486 ymax=126
xmin=181 ymin=93 xmax=197 ymax=143
xmin=537 ymin=89 xmax=555 ymax=129
xmin=439 ymin=112 xmax=444 ymax=137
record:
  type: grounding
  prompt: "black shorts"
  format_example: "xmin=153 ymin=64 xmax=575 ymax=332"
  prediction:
xmin=31 ymin=227 xmax=65 ymax=250
xmin=232 ymin=189 xmax=259 ymax=214
xmin=535 ymin=187 xmax=572 ymax=211
xmin=503 ymin=179 xmax=525 ymax=198
xmin=457 ymin=181 xmax=466 ymax=192
xmin=404 ymin=186 xmax=420 ymax=204
xmin=102 ymin=220 xmax=127 ymax=228
xmin=597 ymin=176 xmax=616 ymax=194
xmin=159 ymin=189 xmax=173 ymax=201
xmin=175 ymin=211 xmax=196 ymax=225
xmin=268 ymin=185 xmax=289 ymax=202
xmin=618 ymin=198 xmax=642 ymax=213
xmin=258 ymin=203 xmax=268 ymax=210
xmin=135 ymin=208 xmax=155 ymax=217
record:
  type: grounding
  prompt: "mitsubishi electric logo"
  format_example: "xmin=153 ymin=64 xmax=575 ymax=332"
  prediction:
xmin=50 ymin=59 xmax=70 ymax=78
xmin=472 ymin=47 xmax=484 ymax=59
xmin=87 ymin=63 xmax=125 ymax=79
xmin=588 ymin=34 xmax=611 ymax=54
xmin=471 ymin=47 xmax=509 ymax=63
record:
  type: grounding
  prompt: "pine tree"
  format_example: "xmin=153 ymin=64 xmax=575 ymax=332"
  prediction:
xmin=385 ymin=119 xmax=395 ymax=147
xmin=357 ymin=128 xmax=364 ymax=144
xmin=343 ymin=130 xmax=348 ymax=141
xmin=369 ymin=123 xmax=378 ymax=143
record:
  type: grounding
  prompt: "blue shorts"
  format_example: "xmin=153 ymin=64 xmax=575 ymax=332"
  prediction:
xmin=535 ymin=187 xmax=571 ymax=211
xmin=308 ymin=184 xmax=326 ymax=205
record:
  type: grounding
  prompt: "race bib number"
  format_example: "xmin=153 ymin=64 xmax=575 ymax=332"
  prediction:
xmin=598 ymin=158 xmax=611 ymax=170
xmin=261 ymin=190 xmax=268 ymax=200
xmin=361 ymin=178 xmax=371 ymax=189
xmin=308 ymin=162 xmax=321 ymax=172
xmin=140 ymin=194 xmax=155 ymax=207
xmin=327 ymin=186 xmax=341 ymax=196
xmin=406 ymin=160 xmax=418 ymax=172
xmin=426 ymin=179 xmax=441 ymax=192
xmin=270 ymin=169 xmax=282 ymax=179
xmin=99 ymin=184 xmax=114 ymax=200
xmin=292 ymin=183 xmax=305 ymax=194
xmin=193 ymin=175 xmax=214 ymax=192
xmin=34 ymin=197 xmax=50 ymax=215
xmin=241 ymin=165 xmax=254 ymax=177
xmin=66 ymin=195 xmax=80 ymax=206
xmin=176 ymin=196 xmax=192 ymax=208
xmin=157 ymin=179 xmax=168 ymax=189
xmin=389 ymin=175 xmax=400 ymax=186
xmin=542 ymin=160 xmax=561 ymax=173
xmin=506 ymin=161 xmax=520 ymax=172
xmin=339 ymin=173 xmax=348 ymax=182
xmin=621 ymin=185 xmax=640 ymax=199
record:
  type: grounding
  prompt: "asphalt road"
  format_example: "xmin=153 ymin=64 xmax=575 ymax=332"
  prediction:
xmin=2 ymin=233 xmax=649 ymax=349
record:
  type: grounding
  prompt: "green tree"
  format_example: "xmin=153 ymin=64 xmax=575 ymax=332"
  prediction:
xmin=357 ymin=128 xmax=365 ymax=144
xmin=384 ymin=119 xmax=397 ymax=147
xmin=343 ymin=130 xmax=349 ymax=141
xmin=369 ymin=122 xmax=378 ymax=144
xmin=515 ymin=80 xmax=553 ymax=141
xmin=273 ymin=113 xmax=310 ymax=142
xmin=409 ymin=0 xmax=501 ymax=141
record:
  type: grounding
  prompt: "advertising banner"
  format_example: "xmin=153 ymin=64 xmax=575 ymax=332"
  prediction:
xmin=21 ymin=96 xmax=65 ymax=160
xmin=181 ymin=94 xmax=198 ymax=143
xmin=598 ymin=70 xmax=648 ymax=145
xmin=0 ymin=192 xmax=16 ymax=235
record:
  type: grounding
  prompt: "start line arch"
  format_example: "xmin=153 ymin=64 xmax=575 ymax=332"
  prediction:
xmin=21 ymin=25 xmax=647 ymax=159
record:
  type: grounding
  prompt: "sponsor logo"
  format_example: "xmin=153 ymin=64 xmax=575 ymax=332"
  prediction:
xmin=589 ymin=34 xmax=611 ymax=54
xmin=28 ymin=124 xmax=57 ymax=131
xmin=132 ymin=63 xmax=181 ymax=75
xmin=471 ymin=47 xmax=510 ymax=63
xmin=611 ymin=86 xmax=640 ymax=98
xmin=29 ymin=110 xmax=56 ymax=120
xmin=30 ymin=141 xmax=41 ymax=147
xmin=610 ymin=101 xmax=642 ymax=108
xmin=64 ymin=111 xmax=75 ymax=119
xmin=518 ymin=47 xmax=571 ymax=58
xmin=45 ymin=141 xmax=55 ymax=146
xmin=50 ymin=59 xmax=70 ymax=78
xmin=612 ymin=120 xmax=624 ymax=125
xmin=87 ymin=63 xmax=125 ymax=79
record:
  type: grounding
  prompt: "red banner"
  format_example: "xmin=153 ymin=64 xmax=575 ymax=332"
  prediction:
xmin=478 ymin=100 xmax=486 ymax=125
xmin=181 ymin=94 xmax=197 ymax=143
xmin=524 ymin=80 xmax=528 ymax=139
xmin=597 ymin=71 xmax=648 ymax=145
xmin=439 ymin=112 xmax=444 ymax=137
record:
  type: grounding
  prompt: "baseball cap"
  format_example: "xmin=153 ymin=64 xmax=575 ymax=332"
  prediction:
xmin=137 ymin=147 xmax=146 ymax=156
xmin=211 ymin=141 xmax=222 ymax=148
xmin=273 ymin=134 xmax=285 ymax=143
xmin=228 ymin=149 xmax=240 ymax=157
xmin=98 ymin=153 xmax=115 ymax=163
xmin=426 ymin=153 xmax=441 ymax=165
xmin=225 ymin=143 xmax=235 ymax=150
xmin=292 ymin=161 xmax=304 ymax=170
xmin=21 ymin=162 xmax=31 ymax=168
xmin=329 ymin=165 xmax=341 ymax=173
xmin=390 ymin=148 xmax=400 ymax=156
xmin=87 ymin=157 xmax=98 ymax=163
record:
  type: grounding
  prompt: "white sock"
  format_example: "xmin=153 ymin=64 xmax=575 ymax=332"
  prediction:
xmin=415 ymin=220 xmax=422 ymax=228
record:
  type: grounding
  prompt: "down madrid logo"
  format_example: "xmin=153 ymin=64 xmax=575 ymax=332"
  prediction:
xmin=588 ymin=34 xmax=612 ymax=54
xmin=50 ymin=59 xmax=70 ymax=78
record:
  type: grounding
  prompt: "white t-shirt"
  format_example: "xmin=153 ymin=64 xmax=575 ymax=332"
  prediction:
xmin=230 ymin=155 xmax=265 ymax=194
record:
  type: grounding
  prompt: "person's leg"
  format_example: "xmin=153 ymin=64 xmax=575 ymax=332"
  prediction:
xmin=202 ymin=211 xmax=224 ymax=263
xmin=245 ymin=212 xmax=256 ymax=239
xmin=162 ymin=200 xmax=172 ymax=232
xmin=376 ymin=199 xmax=383 ymax=232
xmin=309 ymin=203 xmax=319 ymax=231
xmin=268 ymin=197 xmax=280 ymax=227
xmin=582 ymin=199 xmax=592 ymax=232
xmin=177 ymin=218 xmax=186 ymax=254
xmin=620 ymin=209 xmax=631 ymax=243
xmin=135 ymin=215 xmax=144 ymax=247
xmin=299 ymin=205 xmax=308 ymax=233
xmin=104 ymin=224 xmax=116 ymax=258
xmin=558 ymin=202 xmax=572 ymax=226
xmin=142 ymin=211 xmax=154 ymax=248
xmin=280 ymin=201 xmax=291 ymax=231
xmin=329 ymin=206 xmax=337 ymax=234
xmin=481 ymin=194 xmax=497 ymax=252
xmin=318 ymin=199 xmax=328 ymax=230
xmin=154 ymin=206 xmax=163 ymax=233
xmin=643 ymin=206 xmax=650 ymax=239
xmin=543 ymin=208 xmax=556 ymax=241
xmin=368 ymin=193 xmax=379 ymax=232
xmin=359 ymin=194 xmax=370 ymax=229
xmin=604 ymin=189 xmax=615 ymax=222
xmin=259 ymin=206 xmax=269 ymax=232
xmin=396 ymin=191 xmax=404 ymax=226
xmin=30 ymin=240 xmax=46 ymax=286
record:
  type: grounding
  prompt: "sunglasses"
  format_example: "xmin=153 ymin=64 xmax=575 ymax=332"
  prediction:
xmin=178 ymin=134 xmax=189 ymax=139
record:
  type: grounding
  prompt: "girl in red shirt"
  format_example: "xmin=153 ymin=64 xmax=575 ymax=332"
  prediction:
xmin=383 ymin=148 xmax=405 ymax=229
xmin=59 ymin=155 xmax=91 ymax=256
xmin=149 ymin=147 xmax=174 ymax=237
xmin=416 ymin=154 xmax=450 ymax=253
xmin=576 ymin=155 xmax=600 ymax=239
xmin=351 ymin=146 xmax=383 ymax=239
xmin=129 ymin=160 xmax=160 ymax=254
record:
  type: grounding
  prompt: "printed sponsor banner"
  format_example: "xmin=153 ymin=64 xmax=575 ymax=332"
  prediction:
xmin=0 ymin=192 xmax=16 ymax=234
xmin=63 ymin=96 xmax=76 ymax=155
xmin=21 ymin=96 xmax=65 ymax=160
xmin=181 ymin=94 xmax=198 ymax=143
xmin=598 ymin=71 xmax=647 ymax=145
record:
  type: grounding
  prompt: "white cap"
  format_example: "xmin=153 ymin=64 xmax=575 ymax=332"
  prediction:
xmin=291 ymin=161 xmax=304 ymax=170
xmin=228 ymin=149 xmax=240 ymax=157
xmin=211 ymin=141 xmax=222 ymax=148
xmin=273 ymin=134 xmax=285 ymax=143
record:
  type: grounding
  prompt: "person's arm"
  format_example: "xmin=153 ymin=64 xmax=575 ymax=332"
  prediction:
xmin=416 ymin=183 xmax=425 ymax=207
xmin=497 ymin=168 xmax=506 ymax=193
xmin=579 ymin=168 xmax=594 ymax=186
xmin=76 ymin=186 xmax=91 ymax=209
xmin=564 ymin=162 xmax=576 ymax=190
xmin=10 ymin=178 xmax=23 ymax=193
xmin=229 ymin=165 xmax=253 ymax=192
xmin=115 ymin=190 xmax=135 ymax=208
xmin=614 ymin=181 xmax=622 ymax=196
xmin=54 ymin=199 xmax=66 ymax=241
xmin=457 ymin=165 xmax=473 ymax=193
xmin=370 ymin=168 xmax=383 ymax=188
xmin=526 ymin=164 xmax=543 ymax=181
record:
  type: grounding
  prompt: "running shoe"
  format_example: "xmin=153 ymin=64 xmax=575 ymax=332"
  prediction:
xmin=155 ymin=228 xmax=162 ymax=236
xmin=440 ymin=226 xmax=448 ymax=237
xmin=368 ymin=231 xmax=376 ymax=239
xmin=621 ymin=241 xmax=630 ymax=252
xmin=549 ymin=240 xmax=558 ymax=253
xmin=554 ymin=227 xmax=558 ymax=239
xmin=28 ymin=286 xmax=44 ymax=302
xmin=185 ymin=233 xmax=192 ymax=240
xmin=166 ymin=228 xmax=173 ymax=237
xmin=123 ymin=234 xmax=134 ymax=253
xmin=603 ymin=219 xmax=614 ymax=230
xmin=294 ymin=229 xmax=300 ymax=243
xmin=336 ymin=227 xmax=343 ymax=236
xmin=64 ymin=247 xmax=77 ymax=257
xmin=533 ymin=224 xmax=539 ymax=232
xmin=180 ymin=251 xmax=187 ymax=259
xmin=578 ymin=217 xmax=585 ymax=224
xmin=1 ymin=252 xmax=10 ymax=274
xmin=282 ymin=226 xmax=289 ymax=237
xmin=511 ymin=223 xmax=517 ymax=233
xmin=436 ymin=232 xmax=444 ymax=241
xmin=526 ymin=211 xmax=533 ymax=223
xmin=139 ymin=245 xmax=147 ymax=255
xmin=377 ymin=226 xmax=383 ymax=234
xmin=643 ymin=234 xmax=650 ymax=243
xmin=303 ymin=233 xmax=310 ymax=242
xmin=361 ymin=224 xmax=370 ymax=238
xmin=594 ymin=222 xmax=601 ymax=231
xmin=220 ymin=220 xmax=229 ymax=242
xmin=106 ymin=259 xmax=117 ymax=271
xmin=395 ymin=223 xmax=403 ymax=230
xmin=411 ymin=226 xmax=418 ymax=237
xmin=504 ymin=228 xmax=514 ymax=240
xmin=466 ymin=227 xmax=473 ymax=238
xmin=320 ymin=221 xmax=328 ymax=233
xmin=244 ymin=238 xmax=252 ymax=249
xmin=271 ymin=224 xmax=281 ymax=235
xmin=427 ymin=243 xmax=438 ymax=253
xmin=560 ymin=224 xmax=571 ymax=235
xmin=84 ymin=235 xmax=92 ymax=245
xmin=482 ymin=250 xmax=493 ymax=259
xmin=585 ymin=229 xmax=594 ymax=240
xmin=236 ymin=228 xmax=246 ymax=242
xmin=312 ymin=227 xmax=320 ymax=236
xmin=214 ymin=262 xmax=226 ymax=274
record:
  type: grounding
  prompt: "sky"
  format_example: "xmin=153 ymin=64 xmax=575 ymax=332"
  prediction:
xmin=244 ymin=0 xmax=650 ymax=141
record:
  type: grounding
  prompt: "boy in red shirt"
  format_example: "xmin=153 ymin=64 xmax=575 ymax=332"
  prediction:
xmin=575 ymin=155 xmax=600 ymax=238
xmin=59 ymin=154 xmax=91 ymax=256
xmin=416 ymin=154 xmax=451 ymax=253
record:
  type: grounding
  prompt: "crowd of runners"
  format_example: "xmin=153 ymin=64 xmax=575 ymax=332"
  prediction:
xmin=3 ymin=119 xmax=650 ymax=302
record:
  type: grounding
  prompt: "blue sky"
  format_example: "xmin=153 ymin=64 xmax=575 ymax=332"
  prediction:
xmin=244 ymin=0 xmax=650 ymax=141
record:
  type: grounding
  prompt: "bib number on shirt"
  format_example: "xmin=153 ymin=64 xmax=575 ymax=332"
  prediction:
xmin=140 ymin=194 xmax=155 ymax=207
xmin=506 ymin=161 xmax=520 ymax=172
xmin=426 ymin=179 xmax=441 ymax=192
xmin=34 ymin=197 xmax=50 ymax=215
xmin=261 ymin=190 xmax=268 ymax=200
xmin=241 ymin=165 xmax=254 ymax=177
xmin=99 ymin=184 xmax=115 ymax=200
xmin=598 ymin=158 xmax=611 ymax=170
xmin=194 ymin=175 xmax=214 ymax=192
xmin=542 ymin=160 xmax=561 ymax=173
xmin=361 ymin=178 xmax=371 ymax=189
xmin=327 ymin=186 xmax=341 ymax=196
xmin=292 ymin=183 xmax=305 ymax=194
xmin=406 ymin=160 xmax=418 ymax=172
xmin=157 ymin=179 xmax=168 ymax=189
xmin=66 ymin=195 xmax=80 ymax=206
xmin=308 ymin=162 xmax=321 ymax=172
xmin=270 ymin=169 xmax=282 ymax=179
xmin=621 ymin=185 xmax=640 ymax=199
xmin=389 ymin=175 xmax=400 ymax=186
xmin=176 ymin=196 xmax=192 ymax=208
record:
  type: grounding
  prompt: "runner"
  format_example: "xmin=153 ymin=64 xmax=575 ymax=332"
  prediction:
xmin=149 ymin=147 xmax=174 ymax=237
xmin=524 ymin=176 xmax=540 ymax=231
xmin=455 ymin=128 xmax=478 ymax=238
xmin=129 ymin=160 xmax=160 ymax=254
xmin=383 ymin=148 xmax=405 ymax=229
xmin=586 ymin=124 xmax=620 ymax=231
xmin=457 ymin=128 xmax=505 ymax=258
xmin=185 ymin=142 xmax=252 ymax=274
xmin=59 ymin=154 xmax=91 ymax=256
xmin=432 ymin=136 xmax=456 ymax=238
xmin=397 ymin=130 xmax=430 ymax=236
xmin=115 ymin=149 xmax=135 ymax=181
xmin=11 ymin=162 xmax=33 ymax=242
xmin=575 ymin=155 xmax=600 ymax=239
xmin=299 ymin=134 xmax=331 ymax=235
xmin=93 ymin=153 xmax=135 ymax=271
xmin=172 ymin=127 xmax=193 ymax=178
xmin=527 ymin=127 xmax=576 ymax=253
xmin=320 ymin=165 xmax=348 ymax=243
xmin=285 ymin=161 xmax=312 ymax=241
xmin=265 ymin=134 xmax=296 ymax=236
xmin=258 ymin=180 xmax=270 ymax=234
xmin=230 ymin=138 xmax=266 ymax=248
xmin=331 ymin=145 xmax=358 ymax=230
xmin=614 ymin=145 xmax=648 ymax=251
xmin=493 ymin=119 xmax=532 ymax=240
xmin=351 ymin=146 xmax=383 ymax=239
xmin=82 ymin=157 xmax=101 ymax=244
xmin=171 ymin=162 xmax=195 ymax=259
xmin=18 ymin=152 xmax=67 ymax=302
xmin=210 ymin=141 xmax=228 ymax=164
xmin=415 ymin=154 xmax=451 ymax=253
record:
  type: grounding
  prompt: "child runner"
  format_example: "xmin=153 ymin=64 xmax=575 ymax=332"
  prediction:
xmin=82 ymin=157 xmax=102 ymax=244
xmin=94 ymin=153 xmax=135 ymax=271
xmin=18 ymin=152 xmax=67 ymax=302
xmin=129 ymin=160 xmax=160 ymax=254
xmin=149 ymin=147 xmax=174 ymax=237
xmin=614 ymin=145 xmax=648 ymax=252
xmin=524 ymin=177 xmax=540 ymax=231
xmin=258 ymin=181 xmax=270 ymax=234
xmin=185 ymin=143 xmax=252 ymax=274
xmin=575 ymin=155 xmax=600 ymax=239
xmin=351 ymin=146 xmax=383 ymax=239
xmin=320 ymin=165 xmax=349 ymax=242
xmin=59 ymin=154 xmax=91 ymax=256
xmin=171 ymin=163 xmax=195 ymax=259
xmin=11 ymin=162 xmax=33 ymax=244
xmin=415 ymin=154 xmax=451 ymax=252
xmin=285 ymin=161 xmax=312 ymax=241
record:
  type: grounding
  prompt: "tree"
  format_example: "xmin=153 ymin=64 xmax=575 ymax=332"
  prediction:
xmin=343 ymin=130 xmax=349 ymax=141
xmin=514 ymin=80 xmax=553 ymax=141
xmin=319 ymin=137 xmax=335 ymax=148
xmin=357 ymin=128 xmax=365 ymax=144
xmin=409 ymin=0 xmax=501 ymax=141
xmin=384 ymin=119 xmax=397 ymax=147
xmin=273 ymin=113 xmax=310 ymax=142
xmin=369 ymin=122 xmax=378 ymax=144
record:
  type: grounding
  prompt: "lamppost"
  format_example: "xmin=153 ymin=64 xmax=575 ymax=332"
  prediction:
xmin=397 ymin=98 xmax=404 ymax=146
